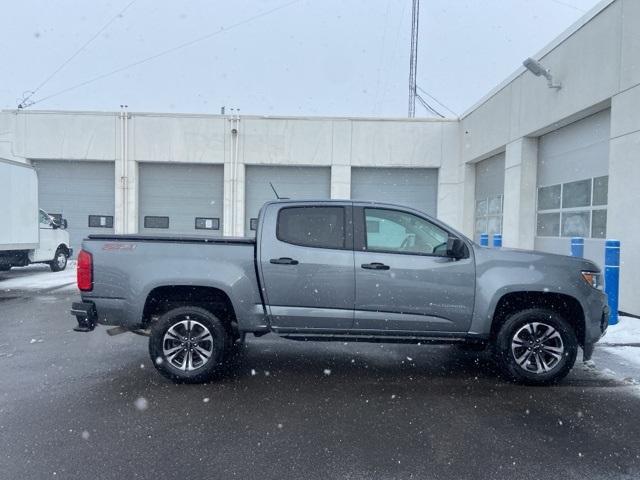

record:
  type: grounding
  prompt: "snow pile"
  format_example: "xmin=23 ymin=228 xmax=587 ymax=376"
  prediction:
xmin=600 ymin=315 xmax=640 ymax=369
xmin=0 ymin=262 xmax=76 ymax=292
xmin=603 ymin=316 xmax=640 ymax=345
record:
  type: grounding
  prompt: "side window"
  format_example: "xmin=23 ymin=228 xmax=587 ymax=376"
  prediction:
xmin=277 ymin=206 xmax=345 ymax=249
xmin=39 ymin=210 xmax=51 ymax=226
xmin=364 ymin=208 xmax=449 ymax=256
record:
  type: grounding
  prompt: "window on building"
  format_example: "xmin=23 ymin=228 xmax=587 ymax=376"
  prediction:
xmin=195 ymin=217 xmax=219 ymax=230
xmin=277 ymin=206 xmax=345 ymax=249
xmin=144 ymin=216 xmax=170 ymax=229
xmin=88 ymin=215 xmax=114 ymax=228
xmin=250 ymin=218 xmax=258 ymax=231
xmin=474 ymin=195 xmax=503 ymax=240
xmin=536 ymin=176 xmax=608 ymax=238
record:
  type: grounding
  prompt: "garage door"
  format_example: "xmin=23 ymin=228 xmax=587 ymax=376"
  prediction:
xmin=245 ymin=166 xmax=331 ymax=234
xmin=139 ymin=163 xmax=224 ymax=236
xmin=351 ymin=167 xmax=438 ymax=215
xmin=535 ymin=109 xmax=610 ymax=263
xmin=474 ymin=153 xmax=505 ymax=242
xmin=32 ymin=160 xmax=115 ymax=256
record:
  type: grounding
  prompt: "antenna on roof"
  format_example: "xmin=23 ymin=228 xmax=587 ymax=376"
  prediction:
xmin=270 ymin=182 xmax=282 ymax=199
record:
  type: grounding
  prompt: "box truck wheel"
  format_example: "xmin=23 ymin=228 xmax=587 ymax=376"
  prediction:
xmin=49 ymin=247 xmax=68 ymax=272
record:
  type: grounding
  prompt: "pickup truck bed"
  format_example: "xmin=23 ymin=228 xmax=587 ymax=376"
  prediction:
xmin=72 ymin=200 xmax=609 ymax=386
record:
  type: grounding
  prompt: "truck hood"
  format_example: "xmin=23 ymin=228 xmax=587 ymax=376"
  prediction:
xmin=471 ymin=244 xmax=601 ymax=273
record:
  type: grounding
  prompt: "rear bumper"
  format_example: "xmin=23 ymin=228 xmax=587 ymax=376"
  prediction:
xmin=71 ymin=301 xmax=97 ymax=332
xmin=73 ymin=296 xmax=143 ymax=330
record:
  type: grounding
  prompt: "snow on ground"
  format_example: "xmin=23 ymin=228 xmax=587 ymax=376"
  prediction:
xmin=0 ymin=261 xmax=77 ymax=292
xmin=599 ymin=315 xmax=640 ymax=369
xmin=602 ymin=315 xmax=640 ymax=345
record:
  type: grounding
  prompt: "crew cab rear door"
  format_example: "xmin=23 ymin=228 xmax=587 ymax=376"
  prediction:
xmin=258 ymin=202 xmax=355 ymax=332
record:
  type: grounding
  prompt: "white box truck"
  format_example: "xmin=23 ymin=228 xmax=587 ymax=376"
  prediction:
xmin=0 ymin=158 xmax=72 ymax=272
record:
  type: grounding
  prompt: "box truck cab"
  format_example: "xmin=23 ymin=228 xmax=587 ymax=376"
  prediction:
xmin=0 ymin=158 xmax=72 ymax=272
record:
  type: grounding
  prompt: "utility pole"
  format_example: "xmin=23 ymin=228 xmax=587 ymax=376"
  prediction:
xmin=408 ymin=0 xmax=420 ymax=118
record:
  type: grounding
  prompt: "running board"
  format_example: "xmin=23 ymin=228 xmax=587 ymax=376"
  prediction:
xmin=279 ymin=333 xmax=486 ymax=345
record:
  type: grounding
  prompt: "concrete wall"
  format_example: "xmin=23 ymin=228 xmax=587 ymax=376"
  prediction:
xmin=460 ymin=0 xmax=640 ymax=313
xmin=1 ymin=110 xmax=461 ymax=237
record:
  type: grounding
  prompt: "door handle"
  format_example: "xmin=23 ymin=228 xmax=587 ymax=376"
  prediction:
xmin=361 ymin=262 xmax=390 ymax=270
xmin=270 ymin=257 xmax=299 ymax=265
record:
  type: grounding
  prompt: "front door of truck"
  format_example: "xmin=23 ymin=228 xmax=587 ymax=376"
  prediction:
xmin=353 ymin=206 xmax=475 ymax=333
xmin=258 ymin=203 xmax=355 ymax=332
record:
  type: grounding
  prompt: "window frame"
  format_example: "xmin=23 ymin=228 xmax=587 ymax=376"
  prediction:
xmin=143 ymin=216 xmax=170 ymax=229
xmin=474 ymin=194 xmax=503 ymax=240
xmin=88 ymin=215 xmax=114 ymax=229
xmin=355 ymin=206 xmax=456 ymax=258
xmin=536 ymin=176 xmax=608 ymax=239
xmin=275 ymin=205 xmax=352 ymax=251
xmin=194 ymin=217 xmax=220 ymax=231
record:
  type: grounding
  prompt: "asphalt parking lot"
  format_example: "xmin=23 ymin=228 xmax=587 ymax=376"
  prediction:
xmin=1 ymin=283 xmax=640 ymax=479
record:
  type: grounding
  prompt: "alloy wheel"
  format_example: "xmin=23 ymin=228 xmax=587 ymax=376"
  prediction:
xmin=162 ymin=317 xmax=214 ymax=371
xmin=511 ymin=321 xmax=564 ymax=374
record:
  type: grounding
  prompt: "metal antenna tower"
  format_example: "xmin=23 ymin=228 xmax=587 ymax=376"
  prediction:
xmin=408 ymin=0 xmax=420 ymax=117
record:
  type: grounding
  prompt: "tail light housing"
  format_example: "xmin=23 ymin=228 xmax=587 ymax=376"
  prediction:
xmin=77 ymin=250 xmax=93 ymax=291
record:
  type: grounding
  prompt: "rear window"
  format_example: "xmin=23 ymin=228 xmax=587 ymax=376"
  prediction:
xmin=277 ymin=206 xmax=345 ymax=249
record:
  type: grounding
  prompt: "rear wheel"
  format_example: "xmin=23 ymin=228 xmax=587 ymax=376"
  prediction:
xmin=495 ymin=309 xmax=578 ymax=385
xmin=149 ymin=306 xmax=230 ymax=383
xmin=49 ymin=248 xmax=68 ymax=272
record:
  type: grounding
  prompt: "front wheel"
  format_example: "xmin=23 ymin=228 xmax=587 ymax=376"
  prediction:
xmin=149 ymin=306 xmax=230 ymax=383
xmin=49 ymin=248 xmax=68 ymax=272
xmin=495 ymin=309 xmax=578 ymax=385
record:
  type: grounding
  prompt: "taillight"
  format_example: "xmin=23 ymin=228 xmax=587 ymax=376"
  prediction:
xmin=77 ymin=250 xmax=93 ymax=291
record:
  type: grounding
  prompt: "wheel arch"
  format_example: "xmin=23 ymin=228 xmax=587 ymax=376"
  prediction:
xmin=490 ymin=291 xmax=586 ymax=346
xmin=142 ymin=285 xmax=238 ymax=338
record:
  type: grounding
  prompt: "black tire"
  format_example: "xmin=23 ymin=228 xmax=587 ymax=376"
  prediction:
xmin=0 ymin=265 xmax=11 ymax=272
xmin=149 ymin=306 xmax=231 ymax=383
xmin=494 ymin=309 xmax=578 ymax=385
xmin=49 ymin=248 xmax=68 ymax=272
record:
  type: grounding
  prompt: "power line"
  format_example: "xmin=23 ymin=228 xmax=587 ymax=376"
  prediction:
xmin=546 ymin=0 xmax=586 ymax=13
xmin=416 ymin=85 xmax=457 ymax=117
xmin=414 ymin=92 xmax=444 ymax=118
xmin=26 ymin=0 xmax=304 ymax=108
xmin=18 ymin=0 xmax=139 ymax=108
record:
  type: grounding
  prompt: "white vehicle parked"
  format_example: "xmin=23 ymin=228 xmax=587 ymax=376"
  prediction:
xmin=0 ymin=158 xmax=72 ymax=272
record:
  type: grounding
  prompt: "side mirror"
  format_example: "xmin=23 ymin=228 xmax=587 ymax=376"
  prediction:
xmin=446 ymin=236 xmax=467 ymax=259
xmin=51 ymin=222 xmax=59 ymax=229
xmin=62 ymin=219 xmax=68 ymax=229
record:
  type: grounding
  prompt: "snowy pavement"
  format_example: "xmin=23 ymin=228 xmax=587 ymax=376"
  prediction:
xmin=0 ymin=261 xmax=77 ymax=296
xmin=1 ymin=289 xmax=640 ymax=479
xmin=590 ymin=315 xmax=640 ymax=382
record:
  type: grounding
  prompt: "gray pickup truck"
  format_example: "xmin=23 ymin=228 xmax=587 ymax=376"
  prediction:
xmin=71 ymin=200 xmax=609 ymax=385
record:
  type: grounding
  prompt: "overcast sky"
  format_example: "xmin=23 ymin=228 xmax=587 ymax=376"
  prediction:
xmin=1 ymin=0 xmax=601 ymax=118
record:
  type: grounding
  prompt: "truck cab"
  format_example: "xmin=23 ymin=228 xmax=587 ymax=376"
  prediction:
xmin=30 ymin=209 xmax=72 ymax=271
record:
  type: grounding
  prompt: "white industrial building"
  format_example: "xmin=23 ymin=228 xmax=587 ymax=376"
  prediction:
xmin=1 ymin=0 xmax=638 ymax=313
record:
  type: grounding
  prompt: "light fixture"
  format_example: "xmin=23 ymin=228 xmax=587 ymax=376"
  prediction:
xmin=523 ymin=57 xmax=562 ymax=89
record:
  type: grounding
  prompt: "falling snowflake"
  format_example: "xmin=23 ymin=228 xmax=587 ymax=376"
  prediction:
xmin=134 ymin=397 xmax=149 ymax=411
xmin=81 ymin=431 xmax=90 ymax=440
xmin=323 ymin=369 xmax=331 ymax=376
xmin=251 ymin=369 xmax=257 ymax=376
xmin=203 ymin=397 xmax=210 ymax=403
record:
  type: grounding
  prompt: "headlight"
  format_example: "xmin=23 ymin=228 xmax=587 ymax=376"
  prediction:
xmin=581 ymin=271 xmax=602 ymax=290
